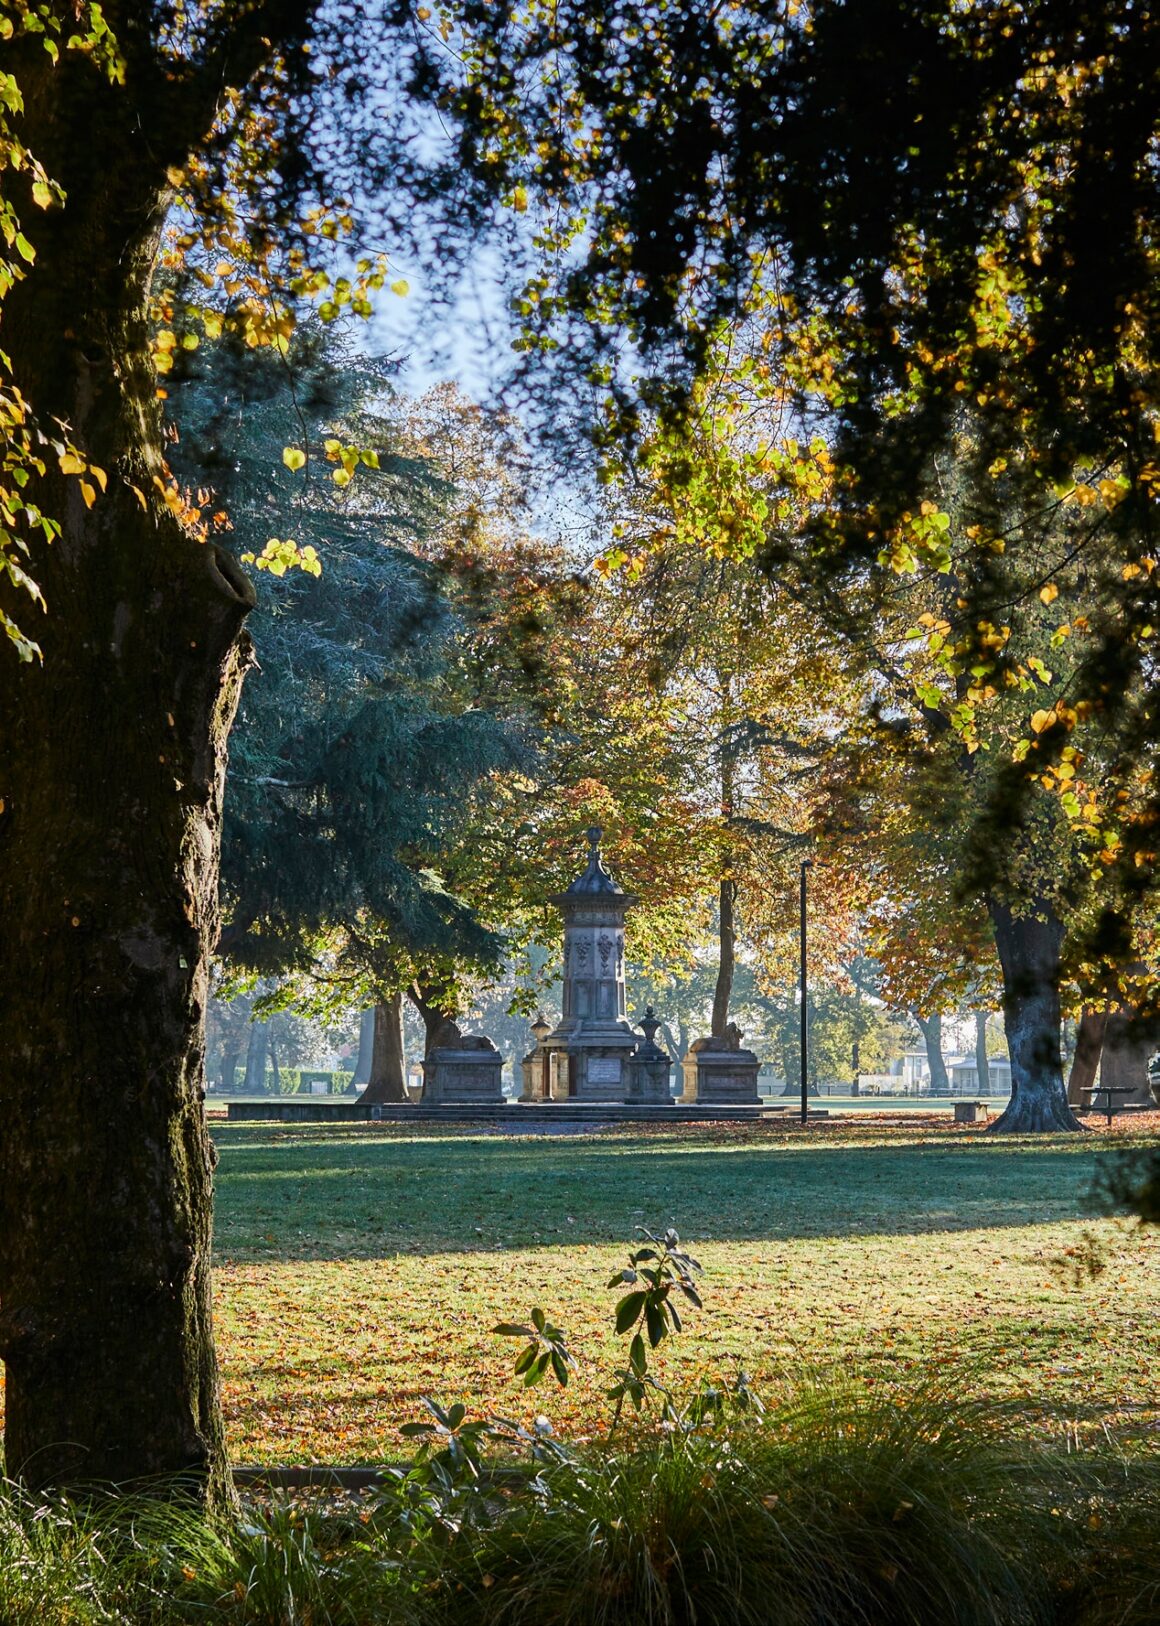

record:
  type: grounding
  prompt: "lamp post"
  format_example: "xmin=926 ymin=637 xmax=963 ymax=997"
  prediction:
xmin=800 ymin=858 xmax=812 ymax=1126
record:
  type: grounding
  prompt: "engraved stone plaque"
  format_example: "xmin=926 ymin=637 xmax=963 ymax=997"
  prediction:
xmin=588 ymin=1056 xmax=622 ymax=1084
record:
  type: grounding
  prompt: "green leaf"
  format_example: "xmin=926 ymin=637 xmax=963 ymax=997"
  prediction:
xmin=31 ymin=180 xmax=53 ymax=209
xmin=524 ymin=1352 xmax=550 ymax=1386
xmin=615 ymin=1291 xmax=646 ymax=1333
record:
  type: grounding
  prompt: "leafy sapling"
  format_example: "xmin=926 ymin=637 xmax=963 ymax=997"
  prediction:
xmin=606 ymin=1228 xmax=703 ymax=1428
xmin=399 ymin=1397 xmax=497 ymax=1482
xmin=494 ymin=1305 xmax=576 ymax=1388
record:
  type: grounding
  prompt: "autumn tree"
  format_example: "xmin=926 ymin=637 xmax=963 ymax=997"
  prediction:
xmin=397 ymin=0 xmax=1160 ymax=1111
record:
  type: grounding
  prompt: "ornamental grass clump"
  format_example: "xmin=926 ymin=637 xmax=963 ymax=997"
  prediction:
xmin=0 ymin=1478 xmax=421 ymax=1626
xmin=0 ymin=1477 xmax=123 ymax=1626
xmin=421 ymin=1379 xmax=1081 ymax=1626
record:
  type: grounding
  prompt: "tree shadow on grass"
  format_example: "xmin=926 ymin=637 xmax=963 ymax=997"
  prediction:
xmin=211 ymin=1129 xmax=1105 ymax=1264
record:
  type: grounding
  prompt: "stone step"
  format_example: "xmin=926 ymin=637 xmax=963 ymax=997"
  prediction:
xmin=223 ymin=1099 xmax=791 ymax=1125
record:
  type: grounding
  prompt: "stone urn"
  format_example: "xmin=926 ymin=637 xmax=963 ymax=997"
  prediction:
xmin=1148 ymin=1052 xmax=1160 ymax=1107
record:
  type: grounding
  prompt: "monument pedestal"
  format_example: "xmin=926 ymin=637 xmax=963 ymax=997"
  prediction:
xmin=424 ymin=1037 xmax=504 ymax=1105
xmin=681 ymin=1031 xmax=760 ymax=1105
xmin=520 ymin=1015 xmax=552 ymax=1101
xmin=626 ymin=1007 xmax=673 ymax=1103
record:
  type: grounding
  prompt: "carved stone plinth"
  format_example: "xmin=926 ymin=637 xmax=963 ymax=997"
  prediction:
xmin=626 ymin=1006 xmax=673 ymax=1103
xmin=520 ymin=1014 xmax=552 ymax=1101
xmin=423 ymin=1036 xmax=504 ymax=1105
xmin=681 ymin=1028 xmax=760 ymax=1105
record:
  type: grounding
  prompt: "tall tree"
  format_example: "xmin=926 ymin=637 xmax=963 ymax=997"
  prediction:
xmin=171 ymin=329 xmax=519 ymax=990
xmin=0 ymin=0 xmax=460 ymax=1502
xmin=407 ymin=0 xmax=1160 ymax=1034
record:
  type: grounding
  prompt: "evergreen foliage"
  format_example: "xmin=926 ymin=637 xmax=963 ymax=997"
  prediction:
xmin=170 ymin=327 xmax=522 ymax=987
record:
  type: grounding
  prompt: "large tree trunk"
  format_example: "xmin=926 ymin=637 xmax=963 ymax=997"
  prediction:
xmin=0 ymin=42 xmax=258 ymax=1503
xmin=710 ymin=733 xmax=737 ymax=1038
xmin=352 ymin=1007 xmax=375 ymax=1087
xmin=1067 ymin=1008 xmax=1108 ymax=1107
xmin=974 ymin=1011 xmax=991 ymax=1094
xmin=219 ymin=1048 xmax=243 ymax=1093
xmin=243 ymin=1021 xmax=270 ymax=1094
xmin=409 ymin=983 xmax=458 ymax=1060
xmin=914 ymin=1012 xmax=950 ymax=1095
xmin=710 ymin=878 xmax=737 ymax=1037
xmin=1099 ymin=1010 xmax=1157 ymax=1106
xmin=358 ymin=996 xmax=408 ymax=1104
xmin=987 ymin=902 xmax=1082 ymax=1132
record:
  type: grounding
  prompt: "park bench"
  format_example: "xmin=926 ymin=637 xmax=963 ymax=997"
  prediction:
xmin=953 ymin=1101 xmax=989 ymax=1124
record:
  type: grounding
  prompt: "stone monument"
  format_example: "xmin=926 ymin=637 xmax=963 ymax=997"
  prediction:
xmin=423 ymin=1020 xmax=504 ymax=1105
xmin=625 ymin=1006 xmax=674 ymax=1104
xmin=537 ymin=827 xmax=643 ymax=1101
xmin=681 ymin=1022 xmax=761 ymax=1105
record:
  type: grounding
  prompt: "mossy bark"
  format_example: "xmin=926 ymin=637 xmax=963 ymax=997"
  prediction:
xmin=0 ymin=39 xmax=255 ymax=1503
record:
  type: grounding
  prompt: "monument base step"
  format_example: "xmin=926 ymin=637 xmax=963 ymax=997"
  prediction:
xmin=224 ymin=1099 xmax=788 ymax=1125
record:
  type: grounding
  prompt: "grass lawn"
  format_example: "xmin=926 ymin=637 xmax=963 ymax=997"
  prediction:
xmin=209 ymin=1115 xmax=1160 ymax=1465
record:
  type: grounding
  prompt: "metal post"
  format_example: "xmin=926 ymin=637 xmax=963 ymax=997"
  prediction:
xmin=800 ymin=859 xmax=812 ymax=1125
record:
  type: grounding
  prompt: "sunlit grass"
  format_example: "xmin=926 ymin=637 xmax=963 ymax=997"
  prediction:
xmin=210 ymin=1119 xmax=1160 ymax=1463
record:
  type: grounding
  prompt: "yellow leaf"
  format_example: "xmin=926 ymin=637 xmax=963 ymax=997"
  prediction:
xmin=79 ymin=481 xmax=97 ymax=509
xmin=31 ymin=180 xmax=54 ymax=209
xmin=58 ymin=452 xmax=86 ymax=476
xmin=1039 ymin=582 xmax=1058 ymax=605
xmin=1030 ymin=709 xmax=1055 ymax=734
xmin=282 ymin=447 xmax=307 ymax=472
